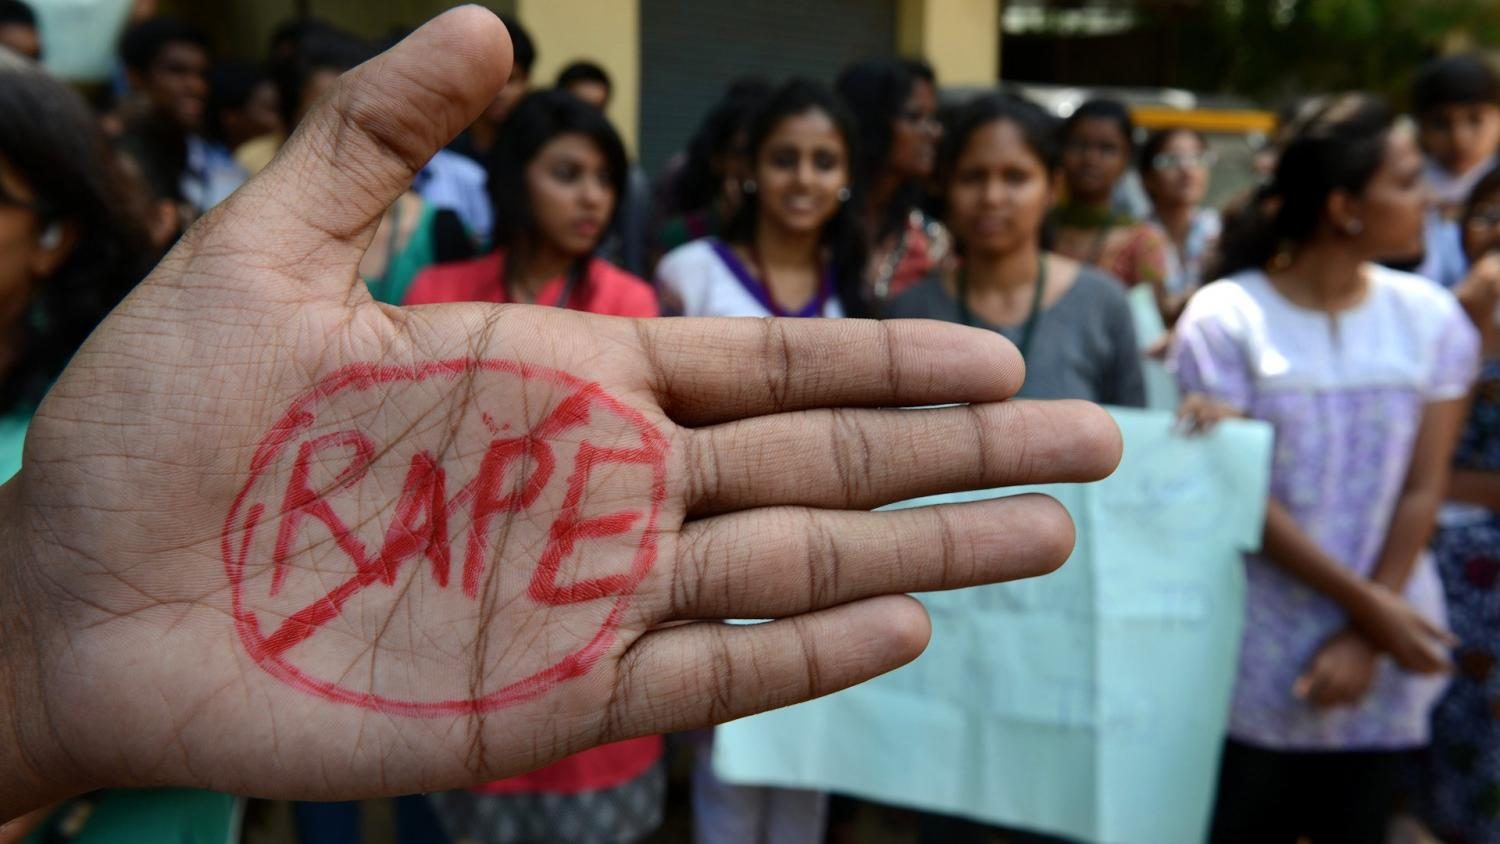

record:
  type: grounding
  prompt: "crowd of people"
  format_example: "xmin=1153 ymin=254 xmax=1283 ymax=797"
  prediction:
xmin=3 ymin=2 xmax=1500 ymax=842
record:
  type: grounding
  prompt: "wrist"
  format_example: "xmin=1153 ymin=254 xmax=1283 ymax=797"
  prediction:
xmin=0 ymin=481 xmax=90 ymax=820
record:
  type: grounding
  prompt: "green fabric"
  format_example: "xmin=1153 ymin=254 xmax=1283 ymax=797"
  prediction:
xmin=0 ymin=413 xmax=27 ymax=484
xmin=365 ymin=200 xmax=439 ymax=305
xmin=24 ymin=790 xmax=241 ymax=844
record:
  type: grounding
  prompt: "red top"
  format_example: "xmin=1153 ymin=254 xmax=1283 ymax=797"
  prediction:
xmin=404 ymin=250 xmax=659 ymax=317
xmin=405 ymin=249 xmax=661 ymax=795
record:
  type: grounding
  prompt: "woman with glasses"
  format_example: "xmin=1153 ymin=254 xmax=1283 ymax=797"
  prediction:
xmin=1421 ymin=166 xmax=1500 ymax=844
xmin=1140 ymin=127 xmax=1221 ymax=312
xmin=1053 ymin=99 xmax=1174 ymax=318
xmin=835 ymin=57 xmax=950 ymax=305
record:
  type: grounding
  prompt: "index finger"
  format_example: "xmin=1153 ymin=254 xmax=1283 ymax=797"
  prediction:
xmin=637 ymin=318 xmax=1025 ymax=426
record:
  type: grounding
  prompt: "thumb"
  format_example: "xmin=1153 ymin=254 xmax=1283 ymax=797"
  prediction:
xmin=227 ymin=6 xmax=512 ymax=300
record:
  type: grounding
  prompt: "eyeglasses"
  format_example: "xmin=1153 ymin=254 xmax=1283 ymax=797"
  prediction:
xmin=1151 ymin=151 xmax=1216 ymax=172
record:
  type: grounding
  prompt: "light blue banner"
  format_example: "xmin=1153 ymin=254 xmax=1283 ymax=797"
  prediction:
xmin=714 ymin=408 xmax=1273 ymax=844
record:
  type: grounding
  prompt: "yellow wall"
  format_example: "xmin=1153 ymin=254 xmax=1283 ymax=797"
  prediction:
xmin=515 ymin=0 xmax=640 ymax=156
xmin=896 ymin=0 xmax=1000 ymax=85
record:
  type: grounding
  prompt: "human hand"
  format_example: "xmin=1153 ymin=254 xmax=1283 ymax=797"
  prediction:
xmin=1351 ymin=582 xmax=1456 ymax=674
xmin=1293 ymin=629 xmax=1379 ymax=709
xmin=0 ymin=8 xmax=1121 ymax=817
xmin=1174 ymin=392 xmax=1241 ymax=435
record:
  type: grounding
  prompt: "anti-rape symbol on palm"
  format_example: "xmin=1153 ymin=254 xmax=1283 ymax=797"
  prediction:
xmin=222 ymin=359 xmax=667 ymax=717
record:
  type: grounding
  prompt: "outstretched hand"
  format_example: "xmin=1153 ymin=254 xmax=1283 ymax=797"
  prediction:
xmin=0 ymin=7 xmax=1121 ymax=817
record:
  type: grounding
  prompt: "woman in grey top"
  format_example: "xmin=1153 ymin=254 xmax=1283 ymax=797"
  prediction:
xmin=886 ymin=94 xmax=1146 ymax=407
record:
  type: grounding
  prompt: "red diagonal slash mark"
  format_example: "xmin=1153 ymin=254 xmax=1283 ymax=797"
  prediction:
xmin=223 ymin=359 xmax=670 ymax=716
xmin=256 ymin=383 xmax=602 ymax=660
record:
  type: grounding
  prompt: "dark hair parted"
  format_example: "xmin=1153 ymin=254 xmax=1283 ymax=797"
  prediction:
xmin=723 ymin=77 xmax=868 ymax=316
xmin=1412 ymin=54 xmax=1500 ymax=116
xmin=937 ymin=93 xmax=1060 ymax=184
xmin=488 ymin=88 xmax=628 ymax=254
xmin=1211 ymin=93 xmax=1395 ymax=279
xmin=0 ymin=57 xmax=154 ymax=415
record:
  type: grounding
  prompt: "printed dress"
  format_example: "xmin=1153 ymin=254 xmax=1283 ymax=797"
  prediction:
xmin=1171 ymin=266 xmax=1479 ymax=750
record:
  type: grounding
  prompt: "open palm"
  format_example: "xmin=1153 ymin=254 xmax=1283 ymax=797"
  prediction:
xmin=0 ymin=7 xmax=1120 ymax=814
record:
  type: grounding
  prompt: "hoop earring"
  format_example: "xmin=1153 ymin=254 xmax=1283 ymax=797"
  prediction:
xmin=837 ymin=186 xmax=851 ymax=203
xmin=1344 ymin=219 xmax=1364 ymax=236
xmin=742 ymin=179 xmax=758 ymax=195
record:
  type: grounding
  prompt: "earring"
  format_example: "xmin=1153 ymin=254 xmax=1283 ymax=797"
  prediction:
xmin=837 ymin=186 xmax=851 ymax=202
xmin=742 ymin=179 xmax=758 ymax=194
xmin=1345 ymin=219 xmax=1364 ymax=236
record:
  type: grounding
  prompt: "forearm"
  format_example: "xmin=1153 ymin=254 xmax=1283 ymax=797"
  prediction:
xmin=1261 ymin=498 xmax=1373 ymax=617
xmin=1369 ymin=485 xmax=1445 ymax=592
xmin=1448 ymin=468 xmax=1500 ymax=512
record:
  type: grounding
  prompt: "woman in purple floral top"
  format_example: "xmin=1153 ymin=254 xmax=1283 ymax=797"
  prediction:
xmin=1171 ymin=94 xmax=1481 ymax=842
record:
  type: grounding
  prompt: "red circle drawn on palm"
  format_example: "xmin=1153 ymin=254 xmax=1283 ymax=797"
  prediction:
xmin=220 ymin=359 xmax=668 ymax=717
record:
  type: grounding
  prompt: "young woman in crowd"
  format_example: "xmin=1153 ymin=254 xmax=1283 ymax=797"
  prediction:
xmin=1052 ymin=99 xmax=1173 ymax=315
xmin=883 ymin=91 xmax=1142 ymax=843
xmin=1170 ymin=93 xmax=1479 ymax=843
xmin=1140 ymin=127 xmax=1221 ymax=309
xmin=1421 ymin=165 xmax=1500 ymax=844
xmin=656 ymin=78 xmax=865 ymax=323
xmin=835 ymin=57 xmax=949 ymax=303
xmin=404 ymin=89 xmax=662 ymax=844
xmin=886 ymin=93 xmax=1145 ymax=407
xmin=654 ymin=77 xmax=863 ymax=844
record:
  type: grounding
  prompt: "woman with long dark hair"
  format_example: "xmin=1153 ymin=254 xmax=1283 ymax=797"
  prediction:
xmin=656 ymin=77 xmax=862 ymax=844
xmin=1053 ymin=99 xmax=1173 ymax=314
xmin=655 ymin=77 xmax=866 ymax=323
xmin=406 ymin=90 xmax=662 ymax=844
xmin=835 ymin=57 xmax=949 ymax=303
xmin=1172 ymin=94 xmax=1479 ymax=842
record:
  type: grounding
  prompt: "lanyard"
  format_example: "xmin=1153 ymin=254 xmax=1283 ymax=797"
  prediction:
xmin=957 ymin=253 xmax=1048 ymax=359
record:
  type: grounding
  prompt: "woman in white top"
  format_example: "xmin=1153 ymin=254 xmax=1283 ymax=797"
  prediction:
xmin=656 ymin=78 xmax=866 ymax=320
xmin=656 ymin=78 xmax=864 ymax=844
xmin=1173 ymin=93 xmax=1479 ymax=843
